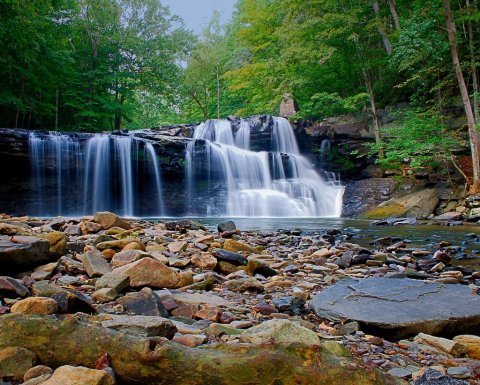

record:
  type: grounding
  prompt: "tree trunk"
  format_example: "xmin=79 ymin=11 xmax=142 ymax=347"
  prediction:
xmin=364 ymin=70 xmax=385 ymax=160
xmin=466 ymin=0 xmax=479 ymax=122
xmin=114 ymin=94 xmax=125 ymax=131
xmin=14 ymin=78 xmax=26 ymax=128
xmin=387 ymin=0 xmax=401 ymax=30
xmin=216 ymin=63 xmax=221 ymax=119
xmin=55 ymin=86 xmax=59 ymax=130
xmin=444 ymin=0 xmax=480 ymax=192
xmin=373 ymin=3 xmax=392 ymax=55
xmin=189 ymin=90 xmax=208 ymax=120
xmin=0 ymin=314 xmax=401 ymax=385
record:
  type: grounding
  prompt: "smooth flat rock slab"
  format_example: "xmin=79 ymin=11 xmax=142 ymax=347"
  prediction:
xmin=170 ymin=292 xmax=233 ymax=307
xmin=311 ymin=278 xmax=480 ymax=338
xmin=0 ymin=235 xmax=51 ymax=272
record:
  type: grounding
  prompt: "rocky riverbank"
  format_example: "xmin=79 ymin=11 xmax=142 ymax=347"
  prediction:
xmin=0 ymin=212 xmax=480 ymax=384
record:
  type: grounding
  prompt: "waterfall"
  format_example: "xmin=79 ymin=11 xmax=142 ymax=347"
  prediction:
xmin=29 ymin=132 xmax=165 ymax=217
xmin=186 ymin=117 xmax=344 ymax=217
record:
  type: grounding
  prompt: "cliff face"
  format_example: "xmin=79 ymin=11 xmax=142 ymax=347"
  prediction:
xmin=0 ymin=108 xmax=471 ymax=218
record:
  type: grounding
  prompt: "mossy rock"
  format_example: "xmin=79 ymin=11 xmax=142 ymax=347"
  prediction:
xmin=359 ymin=203 xmax=408 ymax=220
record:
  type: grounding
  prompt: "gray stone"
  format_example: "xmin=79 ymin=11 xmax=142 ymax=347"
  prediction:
xmin=446 ymin=367 xmax=471 ymax=379
xmin=0 ymin=235 xmax=51 ymax=272
xmin=272 ymin=296 xmax=305 ymax=314
xmin=217 ymin=221 xmax=236 ymax=233
xmin=414 ymin=369 xmax=469 ymax=385
xmin=0 ymin=276 xmax=29 ymax=297
xmin=82 ymin=251 xmax=111 ymax=278
xmin=117 ymin=287 xmax=168 ymax=317
xmin=95 ymin=273 xmax=130 ymax=293
xmin=388 ymin=366 xmax=419 ymax=378
xmin=101 ymin=314 xmax=176 ymax=338
xmin=311 ymin=278 xmax=480 ymax=338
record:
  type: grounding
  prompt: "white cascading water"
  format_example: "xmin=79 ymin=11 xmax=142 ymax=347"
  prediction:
xmin=186 ymin=117 xmax=344 ymax=217
xmin=29 ymin=131 xmax=165 ymax=217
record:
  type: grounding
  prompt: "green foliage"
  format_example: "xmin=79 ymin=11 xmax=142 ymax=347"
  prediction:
xmin=364 ymin=110 xmax=458 ymax=171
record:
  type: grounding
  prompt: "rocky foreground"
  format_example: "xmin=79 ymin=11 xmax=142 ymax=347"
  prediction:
xmin=0 ymin=212 xmax=479 ymax=384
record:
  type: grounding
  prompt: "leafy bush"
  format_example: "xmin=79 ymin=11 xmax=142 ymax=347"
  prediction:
xmin=295 ymin=92 xmax=369 ymax=120
xmin=363 ymin=109 xmax=458 ymax=171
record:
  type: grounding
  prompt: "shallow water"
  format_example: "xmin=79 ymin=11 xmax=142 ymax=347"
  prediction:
xmin=152 ymin=217 xmax=480 ymax=269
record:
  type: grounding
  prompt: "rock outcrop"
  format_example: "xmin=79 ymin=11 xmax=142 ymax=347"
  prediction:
xmin=311 ymin=278 xmax=480 ymax=338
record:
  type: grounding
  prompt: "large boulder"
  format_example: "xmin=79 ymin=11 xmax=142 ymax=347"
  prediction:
xmin=0 ymin=235 xmax=51 ymax=272
xmin=113 ymin=257 xmax=180 ymax=288
xmin=311 ymin=278 xmax=480 ymax=339
xmin=360 ymin=189 xmax=439 ymax=220
xmin=0 ymin=314 xmax=403 ymax=385
xmin=93 ymin=212 xmax=130 ymax=230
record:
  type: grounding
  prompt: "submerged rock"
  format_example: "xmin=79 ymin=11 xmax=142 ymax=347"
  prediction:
xmin=311 ymin=277 xmax=480 ymax=338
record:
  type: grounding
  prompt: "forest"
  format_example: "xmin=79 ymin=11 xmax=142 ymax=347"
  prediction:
xmin=0 ymin=0 xmax=479 ymax=190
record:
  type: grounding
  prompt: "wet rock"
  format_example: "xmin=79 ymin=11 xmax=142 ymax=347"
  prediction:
xmin=311 ymin=277 xmax=480 ymax=338
xmin=217 ymin=221 xmax=236 ymax=233
xmin=212 ymin=248 xmax=247 ymax=266
xmin=11 ymin=297 xmax=58 ymax=315
xmin=0 ymin=276 xmax=29 ymax=297
xmin=0 ymin=235 xmax=51 ymax=272
xmin=223 ymin=277 xmax=264 ymax=292
xmin=101 ymin=314 xmax=176 ymax=338
xmin=95 ymin=273 xmax=130 ymax=293
xmin=240 ymin=319 xmax=319 ymax=347
xmin=82 ymin=251 xmax=112 ymax=278
xmin=113 ymin=257 xmax=179 ymax=288
xmin=42 ymin=365 xmax=115 ymax=385
xmin=117 ymin=287 xmax=168 ymax=317
xmin=94 ymin=211 xmax=130 ymax=230
xmin=0 ymin=347 xmax=36 ymax=379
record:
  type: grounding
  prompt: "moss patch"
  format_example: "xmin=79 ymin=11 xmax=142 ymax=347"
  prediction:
xmin=360 ymin=203 xmax=408 ymax=220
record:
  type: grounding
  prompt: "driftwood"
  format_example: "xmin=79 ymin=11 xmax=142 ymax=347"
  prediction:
xmin=0 ymin=313 xmax=403 ymax=385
